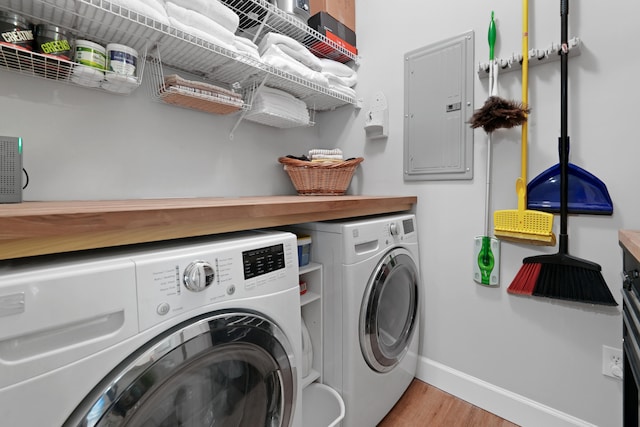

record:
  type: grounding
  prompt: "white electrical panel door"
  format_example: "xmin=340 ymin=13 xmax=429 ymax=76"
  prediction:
xmin=404 ymin=31 xmax=474 ymax=181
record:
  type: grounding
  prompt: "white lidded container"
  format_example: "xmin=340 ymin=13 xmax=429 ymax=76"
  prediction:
xmin=71 ymin=39 xmax=105 ymax=87
xmin=103 ymin=43 xmax=138 ymax=93
xmin=106 ymin=43 xmax=137 ymax=79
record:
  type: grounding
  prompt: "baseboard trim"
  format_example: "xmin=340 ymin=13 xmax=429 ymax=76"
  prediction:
xmin=415 ymin=356 xmax=597 ymax=427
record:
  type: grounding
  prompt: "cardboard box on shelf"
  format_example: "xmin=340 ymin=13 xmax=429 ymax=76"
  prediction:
xmin=306 ymin=11 xmax=357 ymax=63
xmin=310 ymin=0 xmax=355 ymax=32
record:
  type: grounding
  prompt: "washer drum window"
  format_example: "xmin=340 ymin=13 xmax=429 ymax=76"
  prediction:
xmin=360 ymin=248 xmax=419 ymax=373
xmin=64 ymin=310 xmax=297 ymax=427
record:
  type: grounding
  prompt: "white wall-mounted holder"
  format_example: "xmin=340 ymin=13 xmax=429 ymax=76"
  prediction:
xmin=364 ymin=91 xmax=388 ymax=139
xmin=477 ymin=37 xmax=581 ymax=79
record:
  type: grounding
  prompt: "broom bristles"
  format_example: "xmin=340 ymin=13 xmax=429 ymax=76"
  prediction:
xmin=517 ymin=253 xmax=618 ymax=306
xmin=530 ymin=264 xmax=617 ymax=306
xmin=469 ymin=96 xmax=530 ymax=133
xmin=507 ymin=262 xmax=541 ymax=295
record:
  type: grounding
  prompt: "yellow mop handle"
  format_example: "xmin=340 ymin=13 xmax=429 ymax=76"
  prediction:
xmin=518 ymin=0 xmax=529 ymax=212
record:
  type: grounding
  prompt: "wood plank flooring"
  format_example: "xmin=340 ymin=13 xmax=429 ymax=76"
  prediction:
xmin=377 ymin=379 xmax=520 ymax=427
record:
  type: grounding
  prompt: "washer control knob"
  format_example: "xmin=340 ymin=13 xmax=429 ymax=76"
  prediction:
xmin=183 ymin=261 xmax=215 ymax=292
xmin=389 ymin=222 xmax=399 ymax=236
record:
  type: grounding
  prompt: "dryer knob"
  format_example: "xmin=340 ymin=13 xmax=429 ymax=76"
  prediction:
xmin=389 ymin=222 xmax=399 ymax=236
xmin=183 ymin=261 xmax=215 ymax=292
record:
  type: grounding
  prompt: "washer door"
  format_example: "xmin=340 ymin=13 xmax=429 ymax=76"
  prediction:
xmin=64 ymin=311 xmax=297 ymax=427
xmin=360 ymin=248 xmax=419 ymax=373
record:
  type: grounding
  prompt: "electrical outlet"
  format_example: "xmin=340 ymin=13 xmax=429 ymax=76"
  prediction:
xmin=602 ymin=345 xmax=623 ymax=379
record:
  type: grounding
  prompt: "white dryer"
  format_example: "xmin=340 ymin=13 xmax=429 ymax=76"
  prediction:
xmin=0 ymin=230 xmax=303 ymax=427
xmin=294 ymin=213 xmax=421 ymax=427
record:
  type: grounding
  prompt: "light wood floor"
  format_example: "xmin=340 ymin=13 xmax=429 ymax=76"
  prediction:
xmin=377 ymin=379 xmax=519 ymax=427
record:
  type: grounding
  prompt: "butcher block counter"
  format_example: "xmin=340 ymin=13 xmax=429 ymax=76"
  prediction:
xmin=620 ymin=229 xmax=640 ymax=262
xmin=0 ymin=195 xmax=417 ymax=260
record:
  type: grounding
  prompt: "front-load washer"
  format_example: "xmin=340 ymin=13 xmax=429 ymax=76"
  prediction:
xmin=0 ymin=230 xmax=303 ymax=427
xmin=294 ymin=213 xmax=421 ymax=427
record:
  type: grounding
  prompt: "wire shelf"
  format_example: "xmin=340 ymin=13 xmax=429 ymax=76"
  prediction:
xmin=219 ymin=0 xmax=358 ymax=64
xmin=2 ymin=0 xmax=357 ymax=110
xmin=147 ymin=52 xmax=247 ymax=115
xmin=0 ymin=43 xmax=144 ymax=94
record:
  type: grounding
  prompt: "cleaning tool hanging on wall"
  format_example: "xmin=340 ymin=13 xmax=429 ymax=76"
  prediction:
xmin=527 ymin=163 xmax=613 ymax=215
xmin=508 ymin=0 xmax=617 ymax=306
xmin=468 ymin=13 xmax=528 ymax=135
xmin=471 ymin=12 xmax=503 ymax=286
xmin=493 ymin=0 xmax=556 ymax=247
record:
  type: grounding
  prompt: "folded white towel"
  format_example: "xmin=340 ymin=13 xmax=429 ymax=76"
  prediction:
xmin=110 ymin=0 xmax=170 ymax=25
xmin=324 ymin=72 xmax=357 ymax=88
xmin=168 ymin=17 xmax=237 ymax=62
xmin=327 ymin=83 xmax=357 ymax=100
xmin=234 ymin=36 xmax=261 ymax=60
xmin=166 ymin=2 xmax=236 ymax=46
xmin=246 ymin=86 xmax=310 ymax=127
xmin=309 ymin=149 xmax=343 ymax=156
xmin=261 ymin=44 xmax=329 ymax=87
xmin=319 ymin=58 xmax=355 ymax=78
xmin=310 ymin=154 xmax=344 ymax=161
xmin=166 ymin=0 xmax=239 ymax=33
xmin=259 ymin=32 xmax=322 ymax=72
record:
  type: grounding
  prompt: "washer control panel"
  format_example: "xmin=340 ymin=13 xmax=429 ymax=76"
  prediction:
xmin=132 ymin=232 xmax=297 ymax=331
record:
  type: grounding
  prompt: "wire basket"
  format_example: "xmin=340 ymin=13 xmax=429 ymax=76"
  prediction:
xmin=278 ymin=157 xmax=364 ymax=195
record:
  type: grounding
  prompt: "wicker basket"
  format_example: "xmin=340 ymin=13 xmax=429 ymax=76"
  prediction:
xmin=278 ymin=157 xmax=364 ymax=195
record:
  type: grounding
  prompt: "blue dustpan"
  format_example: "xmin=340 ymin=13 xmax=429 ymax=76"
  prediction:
xmin=527 ymin=162 xmax=613 ymax=215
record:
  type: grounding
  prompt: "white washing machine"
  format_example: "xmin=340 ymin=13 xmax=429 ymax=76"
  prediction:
xmin=0 ymin=230 xmax=303 ymax=427
xmin=294 ymin=213 xmax=421 ymax=427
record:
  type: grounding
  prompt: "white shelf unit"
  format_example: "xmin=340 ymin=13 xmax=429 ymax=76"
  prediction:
xmin=1 ymin=0 xmax=357 ymax=111
xmin=299 ymin=261 xmax=322 ymax=389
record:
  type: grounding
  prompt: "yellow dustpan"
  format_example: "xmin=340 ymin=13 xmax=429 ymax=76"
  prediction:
xmin=494 ymin=0 xmax=555 ymax=246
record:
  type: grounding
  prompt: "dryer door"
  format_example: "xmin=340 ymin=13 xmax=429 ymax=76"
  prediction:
xmin=360 ymin=247 xmax=419 ymax=373
xmin=64 ymin=311 xmax=297 ymax=427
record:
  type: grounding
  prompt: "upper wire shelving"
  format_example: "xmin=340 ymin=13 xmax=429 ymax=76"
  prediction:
xmin=1 ymin=0 xmax=358 ymax=111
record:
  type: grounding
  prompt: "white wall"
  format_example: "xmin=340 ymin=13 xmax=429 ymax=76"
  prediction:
xmin=1 ymin=71 xmax=325 ymax=200
xmin=314 ymin=1 xmax=637 ymax=426
xmin=2 ymin=1 xmax=637 ymax=426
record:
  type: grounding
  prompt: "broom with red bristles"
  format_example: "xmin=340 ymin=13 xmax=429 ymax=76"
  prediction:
xmin=507 ymin=0 xmax=617 ymax=306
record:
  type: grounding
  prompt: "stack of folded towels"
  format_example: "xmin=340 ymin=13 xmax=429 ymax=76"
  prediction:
xmin=259 ymin=32 xmax=328 ymax=87
xmin=164 ymin=0 xmax=239 ymax=54
xmin=245 ymin=86 xmax=310 ymax=128
xmin=309 ymin=148 xmax=344 ymax=163
xmin=118 ymin=0 xmax=265 ymax=63
xmin=319 ymin=58 xmax=357 ymax=99
xmin=108 ymin=0 xmax=170 ymax=25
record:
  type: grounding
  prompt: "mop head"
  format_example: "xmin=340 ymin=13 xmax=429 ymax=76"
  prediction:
xmin=494 ymin=208 xmax=556 ymax=246
xmin=469 ymin=96 xmax=530 ymax=133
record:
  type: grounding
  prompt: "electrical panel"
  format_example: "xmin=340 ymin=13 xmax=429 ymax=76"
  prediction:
xmin=403 ymin=31 xmax=474 ymax=181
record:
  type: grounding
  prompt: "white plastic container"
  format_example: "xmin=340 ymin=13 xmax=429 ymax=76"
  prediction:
xmin=106 ymin=43 xmax=137 ymax=79
xmin=302 ymin=383 xmax=345 ymax=427
xmin=71 ymin=39 xmax=105 ymax=87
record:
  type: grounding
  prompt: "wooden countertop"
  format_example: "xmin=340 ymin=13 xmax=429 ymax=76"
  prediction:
xmin=620 ymin=229 xmax=640 ymax=262
xmin=0 ymin=196 xmax=417 ymax=260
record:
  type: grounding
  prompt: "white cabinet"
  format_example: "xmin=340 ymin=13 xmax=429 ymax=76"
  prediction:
xmin=299 ymin=261 xmax=322 ymax=388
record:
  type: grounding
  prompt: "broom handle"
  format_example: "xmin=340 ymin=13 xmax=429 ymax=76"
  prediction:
xmin=559 ymin=0 xmax=569 ymax=255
